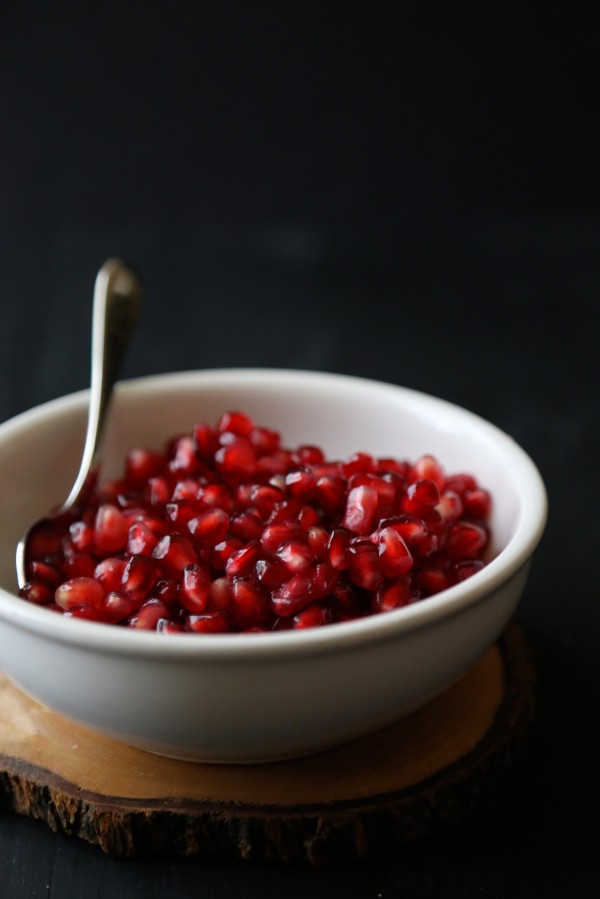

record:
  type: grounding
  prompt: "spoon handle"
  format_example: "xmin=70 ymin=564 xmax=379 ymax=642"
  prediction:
xmin=61 ymin=259 xmax=142 ymax=512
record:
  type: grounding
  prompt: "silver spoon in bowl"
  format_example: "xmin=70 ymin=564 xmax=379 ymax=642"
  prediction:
xmin=16 ymin=258 xmax=142 ymax=589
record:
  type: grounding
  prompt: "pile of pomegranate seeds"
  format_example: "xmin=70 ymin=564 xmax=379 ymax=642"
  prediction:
xmin=19 ymin=410 xmax=492 ymax=634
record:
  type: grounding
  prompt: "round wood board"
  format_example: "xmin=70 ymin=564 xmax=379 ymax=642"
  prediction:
xmin=0 ymin=621 xmax=534 ymax=866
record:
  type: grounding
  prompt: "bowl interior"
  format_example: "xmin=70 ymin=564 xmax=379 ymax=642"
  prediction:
xmin=0 ymin=369 xmax=539 ymax=599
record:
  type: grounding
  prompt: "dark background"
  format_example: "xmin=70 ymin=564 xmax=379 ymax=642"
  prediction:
xmin=1 ymin=3 xmax=599 ymax=897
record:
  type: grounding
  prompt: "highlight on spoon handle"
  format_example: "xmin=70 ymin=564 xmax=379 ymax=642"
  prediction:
xmin=61 ymin=259 xmax=143 ymax=512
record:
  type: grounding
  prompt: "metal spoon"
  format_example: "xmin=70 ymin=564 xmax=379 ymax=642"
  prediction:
xmin=16 ymin=258 xmax=142 ymax=588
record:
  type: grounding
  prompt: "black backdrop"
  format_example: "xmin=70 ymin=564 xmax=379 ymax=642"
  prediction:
xmin=1 ymin=4 xmax=599 ymax=898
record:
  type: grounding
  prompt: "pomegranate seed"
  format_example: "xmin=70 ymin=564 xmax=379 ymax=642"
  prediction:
xmin=401 ymin=479 xmax=440 ymax=515
xmin=260 ymin=520 xmax=302 ymax=554
xmin=331 ymin=582 xmax=359 ymax=609
xmin=249 ymin=426 xmax=281 ymax=455
xmin=27 ymin=560 xmax=63 ymax=589
xmin=293 ymin=604 xmax=333 ymax=629
xmin=63 ymin=553 xmax=97 ymax=578
xmin=409 ymin=455 xmax=445 ymax=489
xmin=341 ymin=485 xmax=378 ymax=535
xmin=192 ymin=422 xmax=220 ymax=460
xmin=171 ymin=479 xmax=201 ymax=502
xmin=371 ymin=576 xmax=411 ymax=614
xmin=271 ymin=575 xmax=314 ymax=617
xmin=207 ymin=577 xmax=232 ymax=611
xmin=55 ymin=577 xmax=104 ymax=611
xmin=198 ymin=483 xmax=233 ymax=513
xmin=327 ymin=528 xmax=351 ymax=570
xmin=310 ymin=562 xmax=337 ymax=599
xmin=150 ymin=577 xmax=181 ymax=605
xmin=19 ymin=580 xmax=54 ymax=605
xmin=122 ymin=554 xmax=160 ymax=600
xmin=225 ymin=541 xmax=262 ymax=579
xmin=376 ymin=527 xmax=413 ymax=576
xmin=102 ymin=591 xmax=134 ymax=623
xmin=454 ymin=559 xmax=485 ymax=581
xmin=94 ymin=557 xmax=127 ymax=594
xmin=166 ymin=500 xmax=199 ymax=529
xmin=255 ymin=557 xmax=289 ymax=590
xmin=126 ymin=448 xmax=164 ymax=484
xmin=418 ymin=565 xmax=451 ymax=595
xmin=250 ymin=484 xmax=285 ymax=517
xmin=185 ymin=610 xmax=231 ymax=633
xmin=157 ymin=619 xmax=186 ymax=634
xmin=217 ymin=410 xmax=255 ymax=437
xmin=463 ymin=489 xmax=492 ymax=520
xmin=129 ymin=598 xmax=170 ymax=630
xmin=230 ymin=510 xmax=264 ymax=541
xmin=181 ymin=564 xmax=210 ymax=613
xmin=127 ymin=521 xmax=159 ymax=556
xmin=64 ymin=604 xmax=105 ymax=622
xmin=276 ymin=539 xmax=316 ymax=573
xmin=215 ymin=440 xmax=257 ymax=480
xmin=436 ymin=490 xmax=463 ymax=523
xmin=346 ymin=539 xmax=383 ymax=590
xmin=315 ymin=475 xmax=346 ymax=516
xmin=211 ymin=537 xmax=244 ymax=571
xmin=298 ymin=504 xmax=321 ymax=529
xmin=256 ymin=449 xmax=294 ymax=476
xmin=445 ymin=473 xmax=478 ymax=495
xmin=188 ymin=508 xmax=230 ymax=545
xmin=340 ymin=452 xmax=375 ymax=478
xmin=445 ymin=522 xmax=488 ymax=559
xmin=285 ymin=468 xmax=317 ymax=501
xmin=26 ymin=522 xmax=63 ymax=561
xmin=69 ymin=521 xmax=95 ymax=553
xmin=230 ymin=578 xmax=270 ymax=629
xmin=94 ymin=504 xmax=129 ymax=553
xmin=152 ymin=534 xmax=198 ymax=574
xmin=307 ymin=526 xmax=329 ymax=558
xmin=292 ymin=445 xmax=325 ymax=466
xmin=147 ymin=476 xmax=171 ymax=508
xmin=169 ymin=436 xmax=201 ymax=475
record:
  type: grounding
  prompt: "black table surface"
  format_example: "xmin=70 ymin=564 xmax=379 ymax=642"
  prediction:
xmin=1 ymin=4 xmax=599 ymax=897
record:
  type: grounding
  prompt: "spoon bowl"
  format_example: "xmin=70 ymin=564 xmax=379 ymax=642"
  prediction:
xmin=15 ymin=259 xmax=142 ymax=588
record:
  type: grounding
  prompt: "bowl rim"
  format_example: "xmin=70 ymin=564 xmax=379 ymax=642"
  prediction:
xmin=0 ymin=368 xmax=548 ymax=661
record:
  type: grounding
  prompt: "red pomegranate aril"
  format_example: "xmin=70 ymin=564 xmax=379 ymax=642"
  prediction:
xmin=230 ymin=578 xmax=270 ymax=629
xmin=293 ymin=604 xmax=333 ymax=629
xmin=230 ymin=510 xmax=264 ymax=541
xmin=125 ymin=448 xmax=164 ymax=484
xmin=409 ymin=455 xmax=445 ymax=490
xmin=63 ymin=553 xmax=97 ymax=579
xmin=276 ymin=539 xmax=316 ymax=574
xmin=418 ymin=565 xmax=451 ymax=595
xmin=188 ymin=508 xmax=230 ymax=545
xmin=55 ymin=577 xmax=105 ymax=611
xmin=315 ymin=475 xmax=346 ymax=516
xmin=94 ymin=557 xmax=127 ymax=594
xmin=211 ymin=537 xmax=244 ymax=571
xmin=445 ymin=473 xmax=478 ymax=495
xmin=198 ymin=483 xmax=233 ymax=513
xmin=27 ymin=523 xmax=64 ymax=561
xmin=171 ymin=479 xmax=201 ymax=502
xmin=260 ymin=520 xmax=302 ymax=554
xmin=249 ymin=484 xmax=285 ymax=517
xmin=180 ymin=564 xmax=210 ymax=613
xmin=371 ymin=576 xmax=411 ymax=614
xmin=69 ymin=521 xmax=95 ymax=553
xmin=150 ymin=578 xmax=181 ymax=605
xmin=255 ymin=557 xmax=289 ymax=590
xmin=310 ymin=562 xmax=337 ymax=600
xmin=341 ymin=452 xmax=375 ymax=478
xmin=122 ymin=554 xmax=160 ymax=599
xmin=341 ymin=485 xmax=378 ymax=535
xmin=102 ymin=591 xmax=134 ymax=623
xmin=192 ymin=422 xmax=220 ymax=460
xmin=169 ymin=436 xmax=201 ymax=475
xmin=331 ymin=581 xmax=359 ymax=610
xmin=27 ymin=560 xmax=63 ymax=589
xmin=249 ymin=426 xmax=281 ymax=455
xmin=285 ymin=468 xmax=317 ymax=501
xmin=298 ymin=505 xmax=321 ymax=530
xmin=401 ymin=478 xmax=440 ymax=515
xmin=127 ymin=521 xmax=159 ymax=556
xmin=346 ymin=539 xmax=383 ymax=590
xmin=307 ymin=526 xmax=329 ymax=558
xmin=185 ymin=610 xmax=231 ymax=633
xmin=376 ymin=527 xmax=413 ymax=576
xmin=152 ymin=534 xmax=198 ymax=575
xmin=207 ymin=576 xmax=232 ymax=611
xmin=292 ymin=444 xmax=325 ymax=466
xmin=376 ymin=458 xmax=411 ymax=478
xmin=93 ymin=504 xmax=129 ymax=553
xmin=217 ymin=410 xmax=255 ymax=438
xmin=225 ymin=541 xmax=262 ymax=580
xmin=271 ymin=575 xmax=314 ymax=617
xmin=444 ymin=522 xmax=488 ymax=559
xmin=129 ymin=598 xmax=170 ymax=630
xmin=19 ymin=580 xmax=54 ymax=605
xmin=146 ymin=476 xmax=171 ymax=508
xmin=265 ymin=498 xmax=302 ymax=525
xmin=462 ymin=489 xmax=492 ymax=520
xmin=157 ymin=619 xmax=185 ymax=634
xmin=348 ymin=473 xmax=398 ymax=509
xmin=327 ymin=528 xmax=351 ymax=570
xmin=256 ymin=449 xmax=295 ymax=477
xmin=165 ymin=500 xmax=199 ymax=530
xmin=454 ymin=559 xmax=485 ymax=582
xmin=436 ymin=490 xmax=463 ymax=524
xmin=215 ymin=440 xmax=257 ymax=480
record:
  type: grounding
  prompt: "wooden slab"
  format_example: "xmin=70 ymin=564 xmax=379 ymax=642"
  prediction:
xmin=0 ymin=622 xmax=534 ymax=866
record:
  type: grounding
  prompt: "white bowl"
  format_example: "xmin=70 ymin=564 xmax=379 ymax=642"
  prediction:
xmin=0 ymin=369 xmax=547 ymax=762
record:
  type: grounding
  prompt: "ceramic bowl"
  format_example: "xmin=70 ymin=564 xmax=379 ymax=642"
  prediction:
xmin=0 ymin=369 xmax=547 ymax=762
